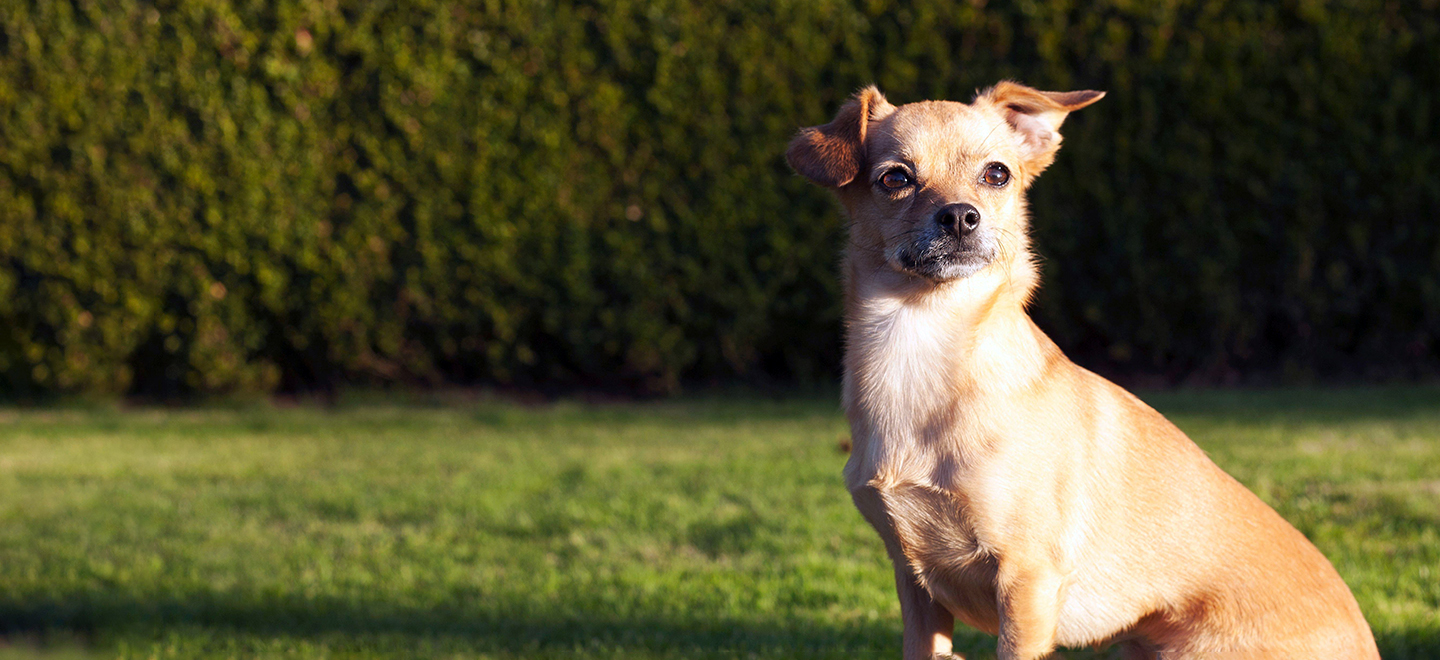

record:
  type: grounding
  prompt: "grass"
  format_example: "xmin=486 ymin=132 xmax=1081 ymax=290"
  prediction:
xmin=0 ymin=386 xmax=1436 ymax=659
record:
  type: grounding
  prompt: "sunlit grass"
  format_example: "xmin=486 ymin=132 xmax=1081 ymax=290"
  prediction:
xmin=0 ymin=387 xmax=1435 ymax=658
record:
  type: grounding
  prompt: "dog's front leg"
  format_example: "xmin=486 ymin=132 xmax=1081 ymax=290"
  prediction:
xmin=893 ymin=561 xmax=959 ymax=660
xmin=994 ymin=558 xmax=1063 ymax=660
xmin=854 ymin=486 xmax=961 ymax=659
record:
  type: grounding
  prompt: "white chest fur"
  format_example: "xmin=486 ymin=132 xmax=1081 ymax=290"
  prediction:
xmin=839 ymin=272 xmax=1050 ymax=492
xmin=842 ymin=288 xmax=972 ymax=492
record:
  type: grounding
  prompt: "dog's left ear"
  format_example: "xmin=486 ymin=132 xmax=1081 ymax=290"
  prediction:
xmin=787 ymin=86 xmax=895 ymax=188
xmin=979 ymin=81 xmax=1104 ymax=176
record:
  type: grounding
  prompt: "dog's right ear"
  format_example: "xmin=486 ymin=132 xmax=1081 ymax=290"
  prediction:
xmin=978 ymin=81 xmax=1104 ymax=177
xmin=786 ymin=86 xmax=893 ymax=188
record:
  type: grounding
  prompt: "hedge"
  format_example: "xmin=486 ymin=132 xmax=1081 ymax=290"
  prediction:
xmin=1 ymin=0 xmax=1436 ymax=396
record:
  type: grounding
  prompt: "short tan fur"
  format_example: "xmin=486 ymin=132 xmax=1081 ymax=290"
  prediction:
xmin=787 ymin=82 xmax=1378 ymax=659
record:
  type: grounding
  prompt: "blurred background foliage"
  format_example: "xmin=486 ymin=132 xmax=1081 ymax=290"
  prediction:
xmin=0 ymin=0 xmax=1436 ymax=397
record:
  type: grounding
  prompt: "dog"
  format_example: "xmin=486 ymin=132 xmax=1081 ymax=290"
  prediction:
xmin=786 ymin=82 xmax=1378 ymax=659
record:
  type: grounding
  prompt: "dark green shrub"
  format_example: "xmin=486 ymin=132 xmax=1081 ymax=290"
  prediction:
xmin=0 ymin=0 xmax=1436 ymax=396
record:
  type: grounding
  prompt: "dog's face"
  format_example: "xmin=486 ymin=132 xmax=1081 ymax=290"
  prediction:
xmin=787 ymin=82 xmax=1102 ymax=284
xmin=856 ymin=100 xmax=1023 ymax=282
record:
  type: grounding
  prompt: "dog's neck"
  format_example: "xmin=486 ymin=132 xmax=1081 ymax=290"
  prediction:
xmin=841 ymin=239 xmax=1056 ymax=479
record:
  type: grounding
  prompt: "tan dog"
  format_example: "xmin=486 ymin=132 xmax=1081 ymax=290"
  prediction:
xmin=787 ymin=82 xmax=1378 ymax=659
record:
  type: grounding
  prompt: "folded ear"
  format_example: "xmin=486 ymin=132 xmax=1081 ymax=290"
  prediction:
xmin=979 ymin=81 xmax=1104 ymax=175
xmin=786 ymin=86 xmax=894 ymax=187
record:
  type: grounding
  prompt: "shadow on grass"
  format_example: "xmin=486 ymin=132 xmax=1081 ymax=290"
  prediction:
xmin=0 ymin=591 xmax=1015 ymax=659
xmin=1 ymin=591 xmax=1436 ymax=659
xmin=1137 ymin=384 xmax=1440 ymax=424
xmin=1 ymin=592 xmax=899 ymax=658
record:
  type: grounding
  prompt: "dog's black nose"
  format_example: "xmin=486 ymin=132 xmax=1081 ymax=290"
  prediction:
xmin=935 ymin=203 xmax=981 ymax=237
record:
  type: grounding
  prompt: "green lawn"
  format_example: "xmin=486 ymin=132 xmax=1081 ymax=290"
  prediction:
xmin=0 ymin=387 xmax=1436 ymax=659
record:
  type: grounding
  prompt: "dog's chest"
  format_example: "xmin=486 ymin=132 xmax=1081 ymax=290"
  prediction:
xmin=843 ymin=298 xmax=975 ymax=489
xmin=843 ymin=300 xmax=1004 ymax=630
xmin=847 ymin=301 xmax=958 ymax=417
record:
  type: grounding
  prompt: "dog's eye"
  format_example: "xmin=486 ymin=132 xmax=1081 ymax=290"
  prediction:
xmin=982 ymin=163 xmax=1010 ymax=187
xmin=879 ymin=169 xmax=912 ymax=190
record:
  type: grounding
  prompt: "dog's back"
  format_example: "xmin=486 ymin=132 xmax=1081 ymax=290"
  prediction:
xmin=1066 ymin=369 xmax=1376 ymax=657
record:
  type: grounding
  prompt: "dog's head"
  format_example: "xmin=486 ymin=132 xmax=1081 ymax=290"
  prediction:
xmin=787 ymin=81 xmax=1102 ymax=285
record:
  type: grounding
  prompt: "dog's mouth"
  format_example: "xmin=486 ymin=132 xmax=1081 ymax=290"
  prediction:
xmin=896 ymin=236 xmax=996 ymax=282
